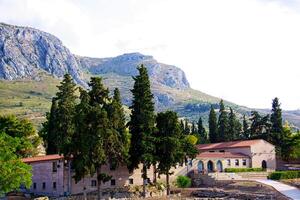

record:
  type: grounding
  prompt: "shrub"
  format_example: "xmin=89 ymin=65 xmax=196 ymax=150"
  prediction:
xmin=175 ymin=176 xmax=191 ymax=188
xmin=268 ymin=171 xmax=300 ymax=180
xmin=225 ymin=168 xmax=263 ymax=172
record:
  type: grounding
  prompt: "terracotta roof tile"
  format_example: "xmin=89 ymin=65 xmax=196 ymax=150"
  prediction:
xmin=197 ymin=151 xmax=249 ymax=158
xmin=197 ymin=139 xmax=263 ymax=150
xmin=22 ymin=154 xmax=64 ymax=163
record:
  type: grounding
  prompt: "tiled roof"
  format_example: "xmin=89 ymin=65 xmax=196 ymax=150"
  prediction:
xmin=22 ymin=154 xmax=64 ymax=163
xmin=197 ymin=151 xmax=249 ymax=158
xmin=197 ymin=139 xmax=264 ymax=150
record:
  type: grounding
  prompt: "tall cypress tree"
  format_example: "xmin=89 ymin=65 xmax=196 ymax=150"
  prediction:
xmin=242 ymin=115 xmax=250 ymax=139
xmin=228 ymin=107 xmax=242 ymax=141
xmin=46 ymin=74 xmax=77 ymax=155
xmin=40 ymin=97 xmax=59 ymax=154
xmin=217 ymin=100 xmax=229 ymax=142
xmin=270 ymin=97 xmax=283 ymax=147
xmin=209 ymin=105 xmax=218 ymax=143
xmin=197 ymin=117 xmax=207 ymax=144
xmin=191 ymin=121 xmax=197 ymax=134
xmin=128 ymin=65 xmax=156 ymax=197
xmin=184 ymin=119 xmax=190 ymax=135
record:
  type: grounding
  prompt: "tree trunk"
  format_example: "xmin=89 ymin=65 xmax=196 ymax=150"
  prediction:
xmin=97 ymin=167 xmax=102 ymax=200
xmin=153 ymin=164 xmax=157 ymax=184
xmin=166 ymin=172 xmax=170 ymax=196
xmin=142 ymin=163 xmax=147 ymax=198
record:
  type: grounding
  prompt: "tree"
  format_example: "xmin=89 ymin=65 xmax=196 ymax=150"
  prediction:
xmin=280 ymin=122 xmax=300 ymax=161
xmin=184 ymin=119 xmax=190 ymax=135
xmin=128 ymin=65 xmax=156 ymax=197
xmin=191 ymin=121 xmax=197 ymax=134
xmin=0 ymin=115 xmax=40 ymax=157
xmin=156 ymin=111 xmax=183 ymax=195
xmin=40 ymin=98 xmax=59 ymax=154
xmin=270 ymin=97 xmax=283 ymax=147
xmin=180 ymin=120 xmax=185 ymax=133
xmin=197 ymin=117 xmax=207 ymax=144
xmin=217 ymin=100 xmax=229 ymax=142
xmin=228 ymin=108 xmax=242 ymax=141
xmin=209 ymin=105 xmax=218 ymax=143
xmin=249 ymin=111 xmax=272 ymax=141
xmin=0 ymin=132 xmax=32 ymax=196
xmin=242 ymin=115 xmax=250 ymax=139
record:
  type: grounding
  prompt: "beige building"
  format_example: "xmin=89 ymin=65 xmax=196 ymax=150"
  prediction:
xmin=195 ymin=139 xmax=276 ymax=173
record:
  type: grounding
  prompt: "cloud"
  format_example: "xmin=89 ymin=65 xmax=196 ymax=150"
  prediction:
xmin=0 ymin=0 xmax=300 ymax=109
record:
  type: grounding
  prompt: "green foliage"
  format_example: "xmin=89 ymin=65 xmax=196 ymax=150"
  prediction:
xmin=217 ymin=100 xmax=230 ymax=142
xmin=270 ymin=97 xmax=283 ymax=142
xmin=184 ymin=119 xmax=190 ymax=135
xmin=0 ymin=132 xmax=32 ymax=195
xmin=156 ymin=111 xmax=184 ymax=195
xmin=280 ymin=123 xmax=300 ymax=161
xmin=175 ymin=176 xmax=191 ymax=188
xmin=242 ymin=115 xmax=250 ymax=139
xmin=268 ymin=171 xmax=300 ymax=180
xmin=209 ymin=105 xmax=218 ymax=143
xmin=185 ymin=135 xmax=198 ymax=145
xmin=228 ymin=107 xmax=242 ymax=141
xmin=0 ymin=115 xmax=40 ymax=157
xmin=224 ymin=168 xmax=263 ymax=172
xmin=249 ymin=111 xmax=272 ymax=141
xmin=197 ymin=117 xmax=207 ymax=144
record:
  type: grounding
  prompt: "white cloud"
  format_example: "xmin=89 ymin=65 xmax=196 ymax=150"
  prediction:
xmin=0 ymin=0 xmax=300 ymax=109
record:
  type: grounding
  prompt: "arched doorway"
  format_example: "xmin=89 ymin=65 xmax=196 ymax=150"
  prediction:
xmin=198 ymin=161 xmax=204 ymax=173
xmin=207 ymin=160 xmax=214 ymax=172
xmin=217 ymin=160 xmax=223 ymax=172
xmin=262 ymin=160 xmax=267 ymax=170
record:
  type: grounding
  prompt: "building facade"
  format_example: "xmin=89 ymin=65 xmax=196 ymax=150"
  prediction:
xmin=195 ymin=139 xmax=276 ymax=173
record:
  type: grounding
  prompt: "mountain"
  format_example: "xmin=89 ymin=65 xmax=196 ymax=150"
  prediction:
xmin=0 ymin=22 xmax=299 ymax=129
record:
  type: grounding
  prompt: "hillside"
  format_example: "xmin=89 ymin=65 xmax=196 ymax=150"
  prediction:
xmin=0 ymin=22 xmax=299 ymax=129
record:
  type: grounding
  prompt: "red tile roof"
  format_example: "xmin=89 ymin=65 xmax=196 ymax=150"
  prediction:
xmin=197 ymin=151 xmax=249 ymax=158
xmin=197 ymin=139 xmax=263 ymax=150
xmin=22 ymin=154 xmax=64 ymax=163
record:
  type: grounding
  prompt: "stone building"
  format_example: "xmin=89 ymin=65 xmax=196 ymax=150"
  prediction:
xmin=195 ymin=139 xmax=276 ymax=173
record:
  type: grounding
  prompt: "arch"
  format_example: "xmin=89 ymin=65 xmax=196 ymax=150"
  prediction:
xmin=262 ymin=160 xmax=267 ymax=170
xmin=217 ymin=160 xmax=223 ymax=172
xmin=207 ymin=160 xmax=214 ymax=172
xmin=198 ymin=161 xmax=204 ymax=173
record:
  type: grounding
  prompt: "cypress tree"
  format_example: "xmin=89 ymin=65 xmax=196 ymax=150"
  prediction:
xmin=197 ymin=117 xmax=207 ymax=144
xmin=128 ymin=65 xmax=156 ymax=197
xmin=184 ymin=119 xmax=190 ymax=135
xmin=242 ymin=115 xmax=250 ymax=139
xmin=53 ymin=74 xmax=77 ymax=155
xmin=180 ymin=120 xmax=185 ymax=133
xmin=270 ymin=97 xmax=283 ymax=147
xmin=228 ymin=107 xmax=242 ymax=141
xmin=209 ymin=105 xmax=218 ymax=143
xmin=156 ymin=111 xmax=184 ymax=195
xmin=191 ymin=121 xmax=197 ymax=134
xmin=217 ymin=100 xmax=229 ymax=142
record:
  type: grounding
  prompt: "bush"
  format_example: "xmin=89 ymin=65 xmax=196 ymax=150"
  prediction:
xmin=268 ymin=171 xmax=300 ymax=180
xmin=225 ymin=168 xmax=263 ymax=172
xmin=175 ymin=176 xmax=191 ymax=188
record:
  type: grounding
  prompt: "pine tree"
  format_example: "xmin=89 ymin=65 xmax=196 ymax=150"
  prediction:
xmin=156 ymin=111 xmax=184 ymax=195
xmin=180 ymin=120 xmax=185 ymax=133
xmin=197 ymin=117 xmax=207 ymax=144
xmin=128 ymin=65 xmax=156 ymax=197
xmin=249 ymin=111 xmax=272 ymax=141
xmin=228 ymin=108 xmax=242 ymax=141
xmin=191 ymin=121 xmax=197 ymax=134
xmin=270 ymin=97 xmax=283 ymax=147
xmin=217 ymin=100 xmax=229 ymax=142
xmin=52 ymin=74 xmax=77 ymax=155
xmin=209 ymin=105 xmax=218 ymax=143
xmin=242 ymin=115 xmax=250 ymax=139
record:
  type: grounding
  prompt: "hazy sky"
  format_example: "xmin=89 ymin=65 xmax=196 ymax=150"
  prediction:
xmin=0 ymin=0 xmax=299 ymax=110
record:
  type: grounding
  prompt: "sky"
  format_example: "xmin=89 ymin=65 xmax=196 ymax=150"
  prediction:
xmin=0 ymin=0 xmax=300 ymax=110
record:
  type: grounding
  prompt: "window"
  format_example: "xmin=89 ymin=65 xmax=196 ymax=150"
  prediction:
xmin=111 ymin=179 xmax=116 ymax=186
xmin=242 ymin=159 xmax=247 ymax=166
xmin=53 ymin=182 xmax=56 ymax=190
xmin=227 ymin=159 xmax=231 ymax=166
xmin=91 ymin=180 xmax=97 ymax=187
xmin=52 ymin=161 xmax=57 ymax=172
xmin=209 ymin=150 xmax=215 ymax=152
xmin=33 ymin=183 xmax=36 ymax=189
xmin=129 ymin=178 xmax=134 ymax=185
xmin=42 ymin=182 xmax=46 ymax=190
xmin=219 ymin=150 xmax=225 ymax=152
xmin=235 ymin=159 xmax=239 ymax=166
